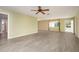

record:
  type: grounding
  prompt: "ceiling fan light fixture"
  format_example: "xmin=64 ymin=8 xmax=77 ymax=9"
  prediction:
xmin=31 ymin=6 xmax=49 ymax=15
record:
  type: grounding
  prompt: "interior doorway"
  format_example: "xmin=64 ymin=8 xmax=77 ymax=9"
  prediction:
xmin=64 ymin=19 xmax=74 ymax=33
xmin=0 ymin=13 xmax=8 ymax=40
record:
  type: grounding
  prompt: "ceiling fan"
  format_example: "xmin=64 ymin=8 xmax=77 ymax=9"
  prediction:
xmin=31 ymin=6 xmax=49 ymax=14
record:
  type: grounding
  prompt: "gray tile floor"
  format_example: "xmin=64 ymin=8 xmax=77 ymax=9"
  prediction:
xmin=0 ymin=31 xmax=79 ymax=52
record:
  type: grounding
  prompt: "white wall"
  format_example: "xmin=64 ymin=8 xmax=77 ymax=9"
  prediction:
xmin=0 ymin=9 xmax=38 ymax=39
xmin=75 ymin=14 xmax=79 ymax=38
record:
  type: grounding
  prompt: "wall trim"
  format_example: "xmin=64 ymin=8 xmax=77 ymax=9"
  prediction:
xmin=8 ymin=31 xmax=38 ymax=40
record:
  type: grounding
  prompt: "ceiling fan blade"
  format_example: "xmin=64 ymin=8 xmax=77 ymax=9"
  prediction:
xmin=36 ymin=12 xmax=39 ymax=14
xmin=41 ymin=11 xmax=45 ymax=14
xmin=42 ymin=9 xmax=49 ymax=11
xmin=31 ymin=10 xmax=37 ymax=11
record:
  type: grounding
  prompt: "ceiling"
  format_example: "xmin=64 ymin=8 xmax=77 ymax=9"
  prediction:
xmin=0 ymin=6 xmax=79 ymax=20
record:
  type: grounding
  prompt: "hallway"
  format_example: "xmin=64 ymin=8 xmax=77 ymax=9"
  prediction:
xmin=0 ymin=31 xmax=79 ymax=52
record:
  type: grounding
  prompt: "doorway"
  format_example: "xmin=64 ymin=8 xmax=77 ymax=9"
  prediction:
xmin=0 ymin=13 xmax=8 ymax=40
xmin=64 ymin=19 xmax=74 ymax=33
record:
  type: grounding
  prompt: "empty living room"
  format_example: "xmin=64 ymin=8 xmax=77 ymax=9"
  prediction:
xmin=0 ymin=6 xmax=79 ymax=52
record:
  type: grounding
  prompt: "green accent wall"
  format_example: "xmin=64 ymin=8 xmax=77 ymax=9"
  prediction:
xmin=49 ymin=19 xmax=65 ymax=32
xmin=60 ymin=19 xmax=65 ymax=32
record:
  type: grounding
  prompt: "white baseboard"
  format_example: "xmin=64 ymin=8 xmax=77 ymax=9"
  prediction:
xmin=75 ymin=34 xmax=79 ymax=39
xmin=8 ymin=31 xmax=38 ymax=40
xmin=77 ymin=35 xmax=79 ymax=38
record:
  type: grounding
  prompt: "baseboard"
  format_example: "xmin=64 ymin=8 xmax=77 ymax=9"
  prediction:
xmin=75 ymin=34 xmax=79 ymax=39
xmin=77 ymin=36 xmax=79 ymax=39
xmin=8 ymin=32 xmax=38 ymax=40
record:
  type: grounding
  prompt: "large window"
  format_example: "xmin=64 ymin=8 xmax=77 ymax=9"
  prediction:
xmin=49 ymin=21 xmax=59 ymax=27
xmin=49 ymin=20 xmax=60 ymax=31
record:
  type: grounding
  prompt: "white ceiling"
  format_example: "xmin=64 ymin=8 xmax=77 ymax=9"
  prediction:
xmin=0 ymin=6 xmax=79 ymax=20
